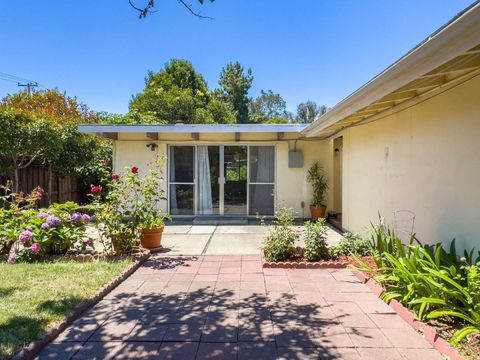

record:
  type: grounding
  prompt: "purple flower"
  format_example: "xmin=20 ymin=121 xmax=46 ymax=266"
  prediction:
xmin=41 ymin=222 xmax=51 ymax=229
xmin=82 ymin=214 xmax=92 ymax=224
xmin=37 ymin=212 xmax=48 ymax=219
xmin=26 ymin=226 xmax=33 ymax=231
xmin=31 ymin=243 xmax=41 ymax=253
xmin=86 ymin=238 xmax=94 ymax=248
xmin=46 ymin=215 xmax=62 ymax=227
xmin=19 ymin=230 xmax=33 ymax=243
xmin=70 ymin=212 xmax=82 ymax=222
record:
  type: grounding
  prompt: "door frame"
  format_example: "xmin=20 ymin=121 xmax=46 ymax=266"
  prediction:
xmin=167 ymin=143 xmax=276 ymax=217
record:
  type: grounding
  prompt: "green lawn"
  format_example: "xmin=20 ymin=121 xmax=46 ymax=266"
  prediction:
xmin=0 ymin=259 xmax=132 ymax=359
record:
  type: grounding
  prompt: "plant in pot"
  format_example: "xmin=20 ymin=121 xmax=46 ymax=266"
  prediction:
xmin=91 ymin=157 xmax=169 ymax=254
xmin=307 ymin=161 xmax=328 ymax=220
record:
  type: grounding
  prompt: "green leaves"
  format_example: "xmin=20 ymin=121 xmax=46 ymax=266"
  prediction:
xmin=365 ymin=219 xmax=480 ymax=346
xmin=304 ymin=219 xmax=329 ymax=261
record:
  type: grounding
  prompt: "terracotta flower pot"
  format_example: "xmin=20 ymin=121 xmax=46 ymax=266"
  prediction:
xmin=139 ymin=225 xmax=164 ymax=252
xmin=309 ymin=205 xmax=326 ymax=220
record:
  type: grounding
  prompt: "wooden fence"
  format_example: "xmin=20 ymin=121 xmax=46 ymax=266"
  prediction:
xmin=0 ymin=164 xmax=85 ymax=207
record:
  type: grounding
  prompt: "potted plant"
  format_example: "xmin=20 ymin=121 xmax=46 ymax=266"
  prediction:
xmin=307 ymin=161 xmax=328 ymax=220
xmin=91 ymin=157 xmax=169 ymax=254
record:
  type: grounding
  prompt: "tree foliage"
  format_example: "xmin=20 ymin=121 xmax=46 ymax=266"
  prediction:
xmin=249 ymin=90 xmax=292 ymax=123
xmin=295 ymin=100 xmax=327 ymax=123
xmin=0 ymin=90 xmax=109 ymax=193
xmin=129 ymin=59 xmax=235 ymax=124
xmin=218 ymin=62 xmax=253 ymax=124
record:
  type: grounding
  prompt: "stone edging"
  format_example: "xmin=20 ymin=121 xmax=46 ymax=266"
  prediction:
xmin=12 ymin=251 xmax=151 ymax=360
xmin=351 ymin=270 xmax=466 ymax=360
xmin=261 ymin=250 xmax=349 ymax=269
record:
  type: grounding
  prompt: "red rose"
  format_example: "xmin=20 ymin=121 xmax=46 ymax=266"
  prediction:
xmin=103 ymin=159 xmax=110 ymax=165
xmin=131 ymin=166 xmax=139 ymax=174
xmin=91 ymin=185 xmax=102 ymax=194
xmin=112 ymin=174 xmax=120 ymax=181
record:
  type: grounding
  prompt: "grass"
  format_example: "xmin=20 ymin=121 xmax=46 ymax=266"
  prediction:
xmin=0 ymin=259 xmax=132 ymax=359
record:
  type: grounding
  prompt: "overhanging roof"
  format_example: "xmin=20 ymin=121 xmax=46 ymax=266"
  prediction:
xmin=78 ymin=123 xmax=308 ymax=135
xmin=303 ymin=1 xmax=480 ymax=138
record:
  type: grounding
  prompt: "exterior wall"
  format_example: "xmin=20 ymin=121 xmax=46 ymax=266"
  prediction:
xmin=342 ymin=75 xmax=480 ymax=251
xmin=113 ymin=133 xmax=333 ymax=218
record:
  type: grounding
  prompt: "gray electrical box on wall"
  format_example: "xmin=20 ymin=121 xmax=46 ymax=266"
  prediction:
xmin=288 ymin=151 xmax=303 ymax=168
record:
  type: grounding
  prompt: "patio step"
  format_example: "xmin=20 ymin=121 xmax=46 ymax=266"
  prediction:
xmin=193 ymin=216 xmax=248 ymax=225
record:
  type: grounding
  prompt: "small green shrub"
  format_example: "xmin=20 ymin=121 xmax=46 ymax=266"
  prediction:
xmin=303 ymin=219 xmax=329 ymax=261
xmin=359 ymin=218 xmax=480 ymax=345
xmin=263 ymin=207 xmax=297 ymax=262
xmin=331 ymin=232 xmax=372 ymax=258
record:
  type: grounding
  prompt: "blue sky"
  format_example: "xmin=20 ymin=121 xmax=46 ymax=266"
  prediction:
xmin=0 ymin=0 xmax=474 ymax=114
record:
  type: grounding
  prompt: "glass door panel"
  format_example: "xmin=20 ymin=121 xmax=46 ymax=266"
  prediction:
xmin=196 ymin=146 xmax=220 ymax=215
xmin=249 ymin=146 xmax=275 ymax=215
xmin=169 ymin=146 xmax=195 ymax=215
xmin=223 ymin=146 xmax=247 ymax=215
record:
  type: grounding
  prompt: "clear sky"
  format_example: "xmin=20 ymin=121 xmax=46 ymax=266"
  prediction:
xmin=0 ymin=0 xmax=474 ymax=114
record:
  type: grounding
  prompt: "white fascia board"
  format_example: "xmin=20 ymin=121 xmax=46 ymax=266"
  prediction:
xmin=78 ymin=124 xmax=308 ymax=134
xmin=303 ymin=2 xmax=480 ymax=137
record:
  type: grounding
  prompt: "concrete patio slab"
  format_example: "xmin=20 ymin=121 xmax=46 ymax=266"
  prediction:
xmin=159 ymin=234 xmax=210 ymax=255
xmin=204 ymin=233 xmax=265 ymax=255
xmin=38 ymin=255 xmax=444 ymax=360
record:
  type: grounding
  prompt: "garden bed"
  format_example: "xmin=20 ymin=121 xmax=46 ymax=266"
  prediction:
xmin=261 ymin=247 xmax=375 ymax=269
xmin=0 ymin=255 xmax=148 ymax=360
xmin=352 ymin=270 xmax=478 ymax=360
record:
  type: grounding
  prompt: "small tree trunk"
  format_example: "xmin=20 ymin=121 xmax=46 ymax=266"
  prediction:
xmin=14 ymin=167 xmax=19 ymax=194
xmin=47 ymin=164 xmax=53 ymax=205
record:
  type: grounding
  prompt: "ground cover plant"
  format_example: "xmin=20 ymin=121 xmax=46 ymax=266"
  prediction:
xmin=0 ymin=259 xmax=132 ymax=359
xmin=357 ymin=218 xmax=480 ymax=358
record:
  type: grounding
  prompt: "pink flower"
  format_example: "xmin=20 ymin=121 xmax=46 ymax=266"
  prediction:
xmin=37 ymin=212 xmax=48 ymax=219
xmin=81 ymin=214 xmax=92 ymax=224
xmin=86 ymin=238 xmax=94 ymax=248
xmin=112 ymin=174 xmax=120 ymax=181
xmin=103 ymin=159 xmax=110 ymax=165
xmin=91 ymin=185 xmax=102 ymax=194
xmin=19 ymin=230 xmax=33 ymax=243
xmin=131 ymin=166 xmax=139 ymax=174
xmin=31 ymin=243 xmax=41 ymax=253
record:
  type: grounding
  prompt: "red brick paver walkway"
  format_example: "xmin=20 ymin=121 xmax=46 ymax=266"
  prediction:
xmin=38 ymin=255 xmax=443 ymax=359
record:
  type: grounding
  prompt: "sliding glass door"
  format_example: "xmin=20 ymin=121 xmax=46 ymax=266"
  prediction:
xmin=169 ymin=146 xmax=195 ymax=215
xmin=169 ymin=145 xmax=275 ymax=216
xmin=249 ymin=146 xmax=275 ymax=215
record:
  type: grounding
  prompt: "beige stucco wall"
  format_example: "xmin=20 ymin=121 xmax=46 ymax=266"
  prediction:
xmin=113 ymin=133 xmax=333 ymax=217
xmin=341 ymin=74 xmax=480 ymax=251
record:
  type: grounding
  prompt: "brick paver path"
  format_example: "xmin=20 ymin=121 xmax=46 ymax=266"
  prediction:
xmin=38 ymin=255 xmax=443 ymax=359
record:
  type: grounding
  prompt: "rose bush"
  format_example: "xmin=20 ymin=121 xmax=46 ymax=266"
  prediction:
xmin=90 ymin=157 xmax=169 ymax=254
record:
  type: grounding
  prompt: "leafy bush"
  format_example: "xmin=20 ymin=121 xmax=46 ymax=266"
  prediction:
xmin=263 ymin=207 xmax=298 ymax=262
xmin=90 ymin=157 xmax=169 ymax=254
xmin=330 ymin=232 xmax=372 ymax=258
xmin=360 ymin=219 xmax=480 ymax=344
xmin=303 ymin=219 xmax=329 ymax=261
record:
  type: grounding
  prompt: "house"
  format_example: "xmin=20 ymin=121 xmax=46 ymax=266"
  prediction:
xmin=80 ymin=2 xmax=480 ymax=251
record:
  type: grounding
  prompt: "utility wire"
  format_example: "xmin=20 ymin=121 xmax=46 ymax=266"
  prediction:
xmin=0 ymin=71 xmax=48 ymax=90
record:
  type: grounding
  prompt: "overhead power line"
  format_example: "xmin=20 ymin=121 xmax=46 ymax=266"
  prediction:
xmin=0 ymin=71 xmax=48 ymax=91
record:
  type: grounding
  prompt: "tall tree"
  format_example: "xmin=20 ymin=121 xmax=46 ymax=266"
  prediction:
xmin=130 ymin=59 xmax=235 ymax=124
xmin=218 ymin=62 xmax=253 ymax=124
xmin=129 ymin=0 xmax=215 ymax=19
xmin=0 ymin=90 xmax=106 ymax=196
xmin=295 ymin=100 xmax=327 ymax=123
xmin=249 ymin=90 xmax=292 ymax=123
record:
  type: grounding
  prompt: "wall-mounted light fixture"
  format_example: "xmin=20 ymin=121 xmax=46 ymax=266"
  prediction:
xmin=146 ymin=143 xmax=158 ymax=151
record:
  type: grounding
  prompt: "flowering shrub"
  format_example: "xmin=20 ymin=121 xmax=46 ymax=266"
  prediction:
xmin=12 ymin=202 xmax=93 ymax=262
xmin=90 ymin=157 xmax=169 ymax=254
xmin=263 ymin=207 xmax=298 ymax=262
